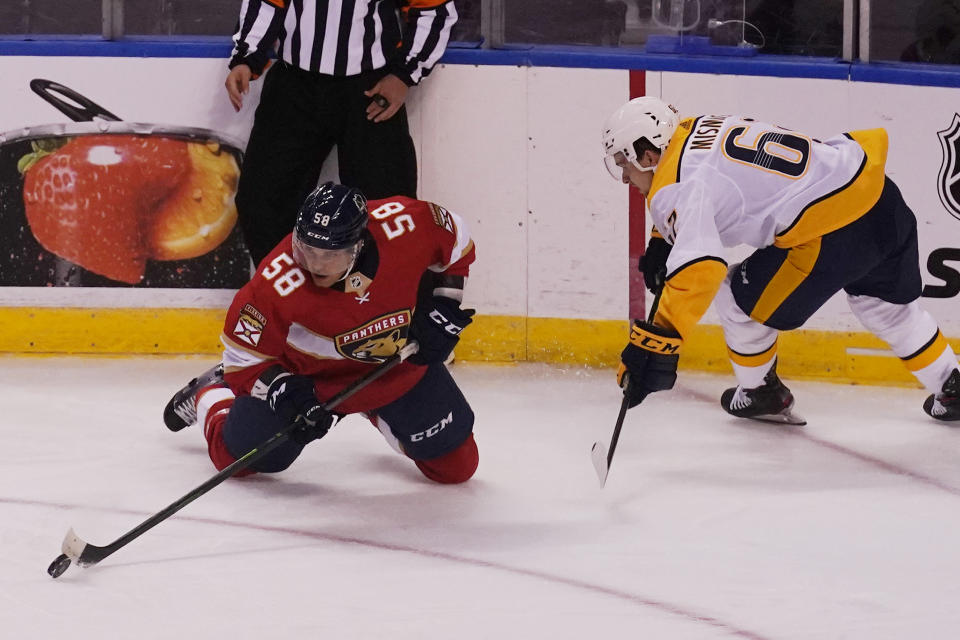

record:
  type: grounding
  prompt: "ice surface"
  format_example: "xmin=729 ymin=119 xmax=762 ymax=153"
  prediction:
xmin=2 ymin=357 xmax=959 ymax=639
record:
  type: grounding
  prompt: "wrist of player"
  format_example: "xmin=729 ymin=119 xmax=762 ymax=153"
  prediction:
xmin=638 ymin=236 xmax=672 ymax=293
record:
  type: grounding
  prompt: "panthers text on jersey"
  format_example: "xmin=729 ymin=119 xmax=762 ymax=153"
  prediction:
xmin=220 ymin=196 xmax=475 ymax=414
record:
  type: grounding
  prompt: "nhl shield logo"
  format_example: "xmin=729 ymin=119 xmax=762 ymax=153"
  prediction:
xmin=937 ymin=113 xmax=960 ymax=222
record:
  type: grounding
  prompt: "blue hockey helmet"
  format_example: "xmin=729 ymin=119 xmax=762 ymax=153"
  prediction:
xmin=294 ymin=182 xmax=368 ymax=250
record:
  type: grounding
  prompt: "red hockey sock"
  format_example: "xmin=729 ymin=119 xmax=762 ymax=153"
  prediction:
xmin=414 ymin=434 xmax=478 ymax=484
xmin=200 ymin=391 xmax=256 ymax=478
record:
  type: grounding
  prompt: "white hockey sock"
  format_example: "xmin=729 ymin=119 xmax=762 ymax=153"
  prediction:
xmin=848 ymin=295 xmax=959 ymax=394
xmin=910 ymin=342 xmax=959 ymax=394
xmin=196 ymin=386 xmax=235 ymax=433
xmin=732 ymin=356 xmax=778 ymax=390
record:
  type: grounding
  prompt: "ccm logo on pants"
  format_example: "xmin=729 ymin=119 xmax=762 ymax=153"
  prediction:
xmin=411 ymin=412 xmax=453 ymax=442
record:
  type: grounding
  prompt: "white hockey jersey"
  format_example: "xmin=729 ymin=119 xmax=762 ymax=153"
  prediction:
xmin=646 ymin=115 xmax=889 ymax=338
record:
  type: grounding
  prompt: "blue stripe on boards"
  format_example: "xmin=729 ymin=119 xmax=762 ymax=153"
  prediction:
xmin=1 ymin=39 xmax=959 ymax=88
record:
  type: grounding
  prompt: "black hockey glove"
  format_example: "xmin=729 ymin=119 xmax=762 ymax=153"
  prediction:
xmin=407 ymin=296 xmax=475 ymax=365
xmin=266 ymin=374 xmax=335 ymax=444
xmin=638 ymin=235 xmax=672 ymax=293
xmin=617 ymin=320 xmax=682 ymax=408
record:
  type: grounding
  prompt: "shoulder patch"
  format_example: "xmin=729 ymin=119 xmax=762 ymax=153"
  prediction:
xmin=428 ymin=203 xmax=456 ymax=233
xmin=234 ymin=303 xmax=267 ymax=347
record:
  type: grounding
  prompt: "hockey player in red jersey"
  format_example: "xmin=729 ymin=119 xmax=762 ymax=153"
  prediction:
xmin=163 ymin=182 xmax=479 ymax=483
xmin=602 ymin=96 xmax=960 ymax=424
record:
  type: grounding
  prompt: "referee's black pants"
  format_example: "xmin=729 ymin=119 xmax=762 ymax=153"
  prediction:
xmin=235 ymin=61 xmax=418 ymax=265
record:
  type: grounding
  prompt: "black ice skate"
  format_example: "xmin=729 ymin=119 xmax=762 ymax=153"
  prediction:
xmin=923 ymin=369 xmax=960 ymax=422
xmin=720 ymin=366 xmax=806 ymax=426
xmin=163 ymin=363 xmax=225 ymax=432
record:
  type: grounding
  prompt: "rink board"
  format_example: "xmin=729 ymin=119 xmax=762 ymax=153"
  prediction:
xmin=1 ymin=54 xmax=958 ymax=386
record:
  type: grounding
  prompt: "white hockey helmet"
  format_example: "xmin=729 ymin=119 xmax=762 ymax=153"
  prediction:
xmin=601 ymin=97 xmax=680 ymax=179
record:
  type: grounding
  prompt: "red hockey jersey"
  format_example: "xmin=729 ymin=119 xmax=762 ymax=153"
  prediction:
xmin=220 ymin=196 xmax=475 ymax=414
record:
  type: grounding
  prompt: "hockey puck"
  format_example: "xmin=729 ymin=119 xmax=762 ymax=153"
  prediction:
xmin=47 ymin=553 xmax=71 ymax=579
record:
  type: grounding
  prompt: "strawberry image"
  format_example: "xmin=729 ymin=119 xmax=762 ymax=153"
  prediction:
xmin=21 ymin=135 xmax=191 ymax=284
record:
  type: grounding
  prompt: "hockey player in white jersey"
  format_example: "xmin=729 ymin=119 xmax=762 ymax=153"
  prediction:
xmin=602 ymin=96 xmax=960 ymax=423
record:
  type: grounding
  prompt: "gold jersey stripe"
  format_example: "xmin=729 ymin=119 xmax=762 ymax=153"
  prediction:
xmin=727 ymin=340 xmax=779 ymax=367
xmin=749 ymin=238 xmax=822 ymax=324
xmin=902 ymin=330 xmax=949 ymax=372
xmin=647 ymin=117 xmax=699 ymax=204
xmin=774 ymin=128 xmax=888 ymax=248
xmin=653 ymin=256 xmax=727 ymax=338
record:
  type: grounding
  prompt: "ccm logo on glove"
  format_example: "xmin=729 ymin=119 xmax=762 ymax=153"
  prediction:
xmin=629 ymin=322 xmax=681 ymax=354
xmin=428 ymin=308 xmax=467 ymax=335
xmin=617 ymin=320 xmax=683 ymax=408
xmin=408 ymin=296 xmax=475 ymax=365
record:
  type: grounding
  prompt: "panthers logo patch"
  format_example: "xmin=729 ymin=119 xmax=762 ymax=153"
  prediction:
xmin=336 ymin=310 xmax=412 ymax=362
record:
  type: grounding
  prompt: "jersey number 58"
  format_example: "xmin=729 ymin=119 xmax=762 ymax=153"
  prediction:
xmin=261 ymin=253 xmax=306 ymax=296
xmin=371 ymin=202 xmax=415 ymax=239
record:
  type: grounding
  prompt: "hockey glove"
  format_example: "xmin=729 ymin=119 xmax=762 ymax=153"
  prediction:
xmin=266 ymin=374 xmax=335 ymax=444
xmin=617 ymin=321 xmax=682 ymax=408
xmin=407 ymin=296 xmax=475 ymax=365
xmin=638 ymin=235 xmax=672 ymax=293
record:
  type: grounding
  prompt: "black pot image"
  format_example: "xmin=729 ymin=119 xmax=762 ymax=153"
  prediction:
xmin=0 ymin=79 xmax=251 ymax=287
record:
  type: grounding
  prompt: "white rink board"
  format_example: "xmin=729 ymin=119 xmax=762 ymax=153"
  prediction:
xmin=0 ymin=56 xmax=958 ymax=334
xmin=0 ymin=56 xmax=261 ymax=145
xmin=412 ymin=64 xmax=531 ymax=317
xmin=525 ymin=67 xmax=630 ymax=320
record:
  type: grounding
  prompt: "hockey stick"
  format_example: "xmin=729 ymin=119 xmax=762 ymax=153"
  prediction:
xmin=48 ymin=342 xmax=418 ymax=578
xmin=591 ymin=286 xmax=663 ymax=487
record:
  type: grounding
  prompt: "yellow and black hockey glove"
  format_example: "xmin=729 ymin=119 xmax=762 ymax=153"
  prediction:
xmin=617 ymin=320 xmax=682 ymax=408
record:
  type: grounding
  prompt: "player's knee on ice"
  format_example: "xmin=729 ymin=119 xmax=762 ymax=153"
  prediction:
xmin=415 ymin=434 xmax=479 ymax=484
xmin=374 ymin=363 xmax=477 ymax=482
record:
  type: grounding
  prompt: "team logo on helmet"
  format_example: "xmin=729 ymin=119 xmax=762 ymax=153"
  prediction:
xmin=937 ymin=113 xmax=960 ymax=222
xmin=336 ymin=310 xmax=411 ymax=362
xmin=352 ymin=192 xmax=366 ymax=212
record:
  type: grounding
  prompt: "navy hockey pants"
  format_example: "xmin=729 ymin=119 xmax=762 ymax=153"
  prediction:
xmin=731 ymin=177 xmax=923 ymax=330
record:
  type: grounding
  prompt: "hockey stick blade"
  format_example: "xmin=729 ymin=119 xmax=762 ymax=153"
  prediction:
xmin=590 ymin=441 xmax=610 ymax=487
xmin=591 ymin=392 xmax=631 ymax=488
xmin=61 ymin=527 xmax=108 ymax=568
xmin=590 ymin=287 xmax=663 ymax=489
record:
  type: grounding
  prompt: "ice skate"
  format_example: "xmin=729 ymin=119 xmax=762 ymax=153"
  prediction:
xmin=163 ymin=363 xmax=225 ymax=432
xmin=720 ymin=366 xmax=806 ymax=426
xmin=923 ymin=369 xmax=960 ymax=422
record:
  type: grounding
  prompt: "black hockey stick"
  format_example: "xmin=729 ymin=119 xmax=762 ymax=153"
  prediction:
xmin=591 ymin=286 xmax=663 ymax=487
xmin=48 ymin=342 xmax=418 ymax=578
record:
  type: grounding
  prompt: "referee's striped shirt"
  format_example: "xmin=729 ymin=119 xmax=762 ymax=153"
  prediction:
xmin=230 ymin=0 xmax=458 ymax=85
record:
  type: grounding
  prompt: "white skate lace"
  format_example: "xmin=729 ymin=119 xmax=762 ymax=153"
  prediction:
xmin=730 ymin=387 xmax=752 ymax=411
xmin=173 ymin=396 xmax=198 ymax=425
xmin=931 ymin=397 xmax=948 ymax=417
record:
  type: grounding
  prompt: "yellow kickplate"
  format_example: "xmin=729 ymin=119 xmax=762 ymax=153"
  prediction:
xmin=2 ymin=307 xmax=956 ymax=388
